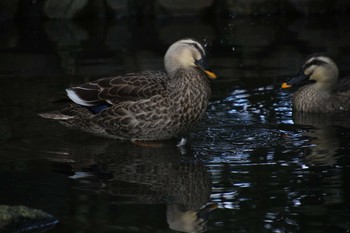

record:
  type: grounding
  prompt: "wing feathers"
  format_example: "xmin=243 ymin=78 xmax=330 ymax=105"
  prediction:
xmin=66 ymin=71 xmax=168 ymax=108
xmin=66 ymin=87 xmax=104 ymax=107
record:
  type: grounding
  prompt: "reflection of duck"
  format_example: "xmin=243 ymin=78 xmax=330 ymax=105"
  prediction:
xmin=167 ymin=203 xmax=217 ymax=233
xmin=282 ymin=54 xmax=350 ymax=113
xmin=53 ymin=141 xmax=216 ymax=233
xmin=292 ymin=112 xmax=347 ymax=219
xmin=40 ymin=39 xmax=217 ymax=141
xmin=100 ymin=147 xmax=214 ymax=233
xmin=293 ymin=112 xmax=350 ymax=166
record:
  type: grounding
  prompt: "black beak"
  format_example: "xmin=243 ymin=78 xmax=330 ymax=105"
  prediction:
xmin=195 ymin=58 xmax=217 ymax=79
xmin=197 ymin=203 xmax=218 ymax=221
xmin=281 ymin=72 xmax=311 ymax=89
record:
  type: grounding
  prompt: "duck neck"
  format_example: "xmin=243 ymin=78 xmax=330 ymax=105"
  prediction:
xmin=313 ymin=66 xmax=339 ymax=93
xmin=168 ymin=67 xmax=211 ymax=102
xmin=167 ymin=67 xmax=211 ymax=128
xmin=312 ymin=81 xmax=335 ymax=94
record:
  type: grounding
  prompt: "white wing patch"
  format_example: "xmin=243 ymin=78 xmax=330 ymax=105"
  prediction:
xmin=66 ymin=88 xmax=96 ymax=106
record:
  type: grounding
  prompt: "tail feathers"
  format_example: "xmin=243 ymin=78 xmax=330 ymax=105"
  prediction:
xmin=38 ymin=112 xmax=74 ymax=120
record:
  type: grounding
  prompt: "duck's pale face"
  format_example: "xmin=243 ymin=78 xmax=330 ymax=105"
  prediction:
xmin=303 ymin=56 xmax=339 ymax=84
xmin=281 ymin=55 xmax=339 ymax=90
xmin=164 ymin=39 xmax=216 ymax=79
xmin=173 ymin=45 xmax=202 ymax=68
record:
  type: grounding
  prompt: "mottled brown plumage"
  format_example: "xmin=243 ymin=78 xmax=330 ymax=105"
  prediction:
xmin=39 ymin=39 xmax=217 ymax=140
xmin=282 ymin=54 xmax=350 ymax=113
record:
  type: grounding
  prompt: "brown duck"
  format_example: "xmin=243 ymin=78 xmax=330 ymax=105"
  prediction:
xmin=40 ymin=39 xmax=217 ymax=141
xmin=281 ymin=54 xmax=350 ymax=113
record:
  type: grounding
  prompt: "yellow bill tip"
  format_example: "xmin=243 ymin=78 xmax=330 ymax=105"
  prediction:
xmin=208 ymin=203 xmax=218 ymax=210
xmin=281 ymin=82 xmax=291 ymax=89
xmin=204 ymin=70 xmax=217 ymax=79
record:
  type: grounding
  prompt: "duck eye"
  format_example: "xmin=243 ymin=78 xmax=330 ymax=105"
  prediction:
xmin=189 ymin=42 xmax=205 ymax=58
xmin=303 ymin=59 xmax=328 ymax=71
xmin=191 ymin=43 xmax=200 ymax=50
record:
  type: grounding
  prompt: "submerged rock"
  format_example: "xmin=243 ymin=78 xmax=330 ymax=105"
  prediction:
xmin=0 ymin=205 xmax=58 ymax=233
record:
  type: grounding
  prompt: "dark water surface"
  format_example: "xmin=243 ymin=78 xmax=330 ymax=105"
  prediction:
xmin=1 ymin=15 xmax=350 ymax=233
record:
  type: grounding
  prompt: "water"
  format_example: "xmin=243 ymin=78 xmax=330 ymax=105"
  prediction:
xmin=1 ymin=15 xmax=350 ymax=233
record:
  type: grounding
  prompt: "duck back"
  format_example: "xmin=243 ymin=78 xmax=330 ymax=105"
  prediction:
xmin=293 ymin=82 xmax=350 ymax=113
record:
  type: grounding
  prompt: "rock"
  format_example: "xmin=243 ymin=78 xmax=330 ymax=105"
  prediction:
xmin=0 ymin=118 xmax=12 ymax=142
xmin=288 ymin=0 xmax=335 ymax=14
xmin=105 ymin=0 xmax=128 ymax=16
xmin=225 ymin=0 xmax=282 ymax=16
xmin=0 ymin=0 xmax=20 ymax=21
xmin=157 ymin=0 xmax=214 ymax=16
xmin=0 ymin=205 xmax=58 ymax=233
xmin=43 ymin=0 xmax=88 ymax=19
xmin=158 ymin=19 xmax=215 ymax=44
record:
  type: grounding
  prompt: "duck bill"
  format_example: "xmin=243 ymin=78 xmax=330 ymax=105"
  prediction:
xmin=197 ymin=203 xmax=218 ymax=220
xmin=195 ymin=59 xmax=217 ymax=79
xmin=197 ymin=65 xmax=217 ymax=79
xmin=281 ymin=82 xmax=291 ymax=88
xmin=203 ymin=69 xmax=217 ymax=79
xmin=281 ymin=72 xmax=309 ymax=89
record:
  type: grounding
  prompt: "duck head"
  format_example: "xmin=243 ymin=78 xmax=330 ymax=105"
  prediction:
xmin=282 ymin=54 xmax=339 ymax=91
xmin=164 ymin=39 xmax=217 ymax=79
xmin=167 ymin=203 xmax=217 ymax=233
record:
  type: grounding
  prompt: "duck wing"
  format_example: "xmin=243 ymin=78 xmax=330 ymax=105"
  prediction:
xmin=66 ymin=71 xmax=169 ymax=107
xmin=92 ymin=94 xmax=172 ymax=140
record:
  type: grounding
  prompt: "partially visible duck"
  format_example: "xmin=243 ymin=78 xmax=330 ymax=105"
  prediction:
xmin=281 ymin=54 xmax=350 ymax=113
xmin=40 ymin=38 xmax=217 ymax=141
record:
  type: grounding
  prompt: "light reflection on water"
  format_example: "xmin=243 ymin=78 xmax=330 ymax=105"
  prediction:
xmin=0 ymin=15 xmax=350 ymax=233
xmin=192 ymin=77 xmax=350 ymax=232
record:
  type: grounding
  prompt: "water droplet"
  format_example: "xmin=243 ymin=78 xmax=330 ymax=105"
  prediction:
xmin=203 ymin=37 xmax=211 ymax=48
xmin=232 ymin=46 xmax=235 ymax=51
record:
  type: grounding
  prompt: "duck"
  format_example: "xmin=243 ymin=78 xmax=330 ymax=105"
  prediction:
xmin=39 ymin=38 xmax=217 ymax=141
xmin=281 ymin=54 xmax=350 ymax=113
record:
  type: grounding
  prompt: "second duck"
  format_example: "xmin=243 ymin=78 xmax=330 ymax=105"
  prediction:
xmin=282 ymin=54 xmax=350 ymax=113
